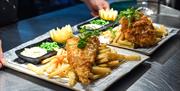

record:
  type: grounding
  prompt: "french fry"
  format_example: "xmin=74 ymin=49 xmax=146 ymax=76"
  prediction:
xmin=119 ymin=60 xmax=125 ymax=65
xmin=112 ymin=41 xmax=133 ymax=49
xmin=112 ymin=31 xmax=121 ymax=43
xmin=97 ymin=57 xmax=109 ymax=64
xmin=27 ymin=64 xmax=44 ymax=75
xmin=50 ymin=63 xmax=70 ymax=78
xmin=156 ymin=38 xmax=161 ymax=43
xmin=155 ymin=25 xmax=168 ymax=37
xmin=119 ymin=33 xmax=124 ymax=40
xmin=68 ymin=71 xmax=77 ymax=87
xmin=40 ymin=60 xmax=54 ymax=72
xmin=160 ymin=25 xmax=168 ymax=36
xmin=100 ymin=43 xmax=107 ymax=47
xmin=107 ymin=52 xmax=125 ymax=61
xmin=92 ymin=75 xmax=102 ymax=80
xmin=46 ymin=62 xmax=58 ymax=74
xmin=117 ymin=40 xmax=134 ymax=48
xmin=41 ymin=56 xmax=56 ymax=64
xmin=118 ymin=44 xmax=134 ymax=48
xmin=107 ymin=60 xmax=120 ymax=67
xmin=110 ymin=49 xmax=117 ymax=53
xmin=58 ymin=64 xmax=70 ymax=77
xmin=48 ymin=64 xmax=62 ymax=78
xmin=97 ymin=64 xmax=108 ymax=67
xmin=124 ymin=55 xmax=141 ymax=61
xmin=98 ymin=46 xmax=107 ymax=50
xmin=99 ymin=48 xmax=111 ymax=54
xmin=99 ymin=43 xmax=107 ymax=47
xmin=49 ymin=57 xmax=59 ymax=64
xmin=111 ymin=42 xmax=120 ymax=47
xmin=92 ymin=66 xmax=111 ymax=75
xmin=97 ymin=53 xmax=108 ymax=60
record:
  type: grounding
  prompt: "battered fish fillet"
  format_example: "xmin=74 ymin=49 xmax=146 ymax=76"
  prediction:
xmin=120 ymin=14 xmax=157 ymax=47
xmin=66 ymin=37 xmax=100 ymax=85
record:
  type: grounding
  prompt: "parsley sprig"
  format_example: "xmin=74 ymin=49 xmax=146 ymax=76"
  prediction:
xmin=114 ymin=8 xmax=140 ymax=27
xmin=77 ymin=28 xmax=100 ymax=49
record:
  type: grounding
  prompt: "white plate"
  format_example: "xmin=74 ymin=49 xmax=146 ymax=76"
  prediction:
xmin=4 ymin=32 xmax=149 ymax=91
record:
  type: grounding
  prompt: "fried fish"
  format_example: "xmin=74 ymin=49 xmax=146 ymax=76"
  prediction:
xmin=66 ymin=37 xmax=99 ymax=84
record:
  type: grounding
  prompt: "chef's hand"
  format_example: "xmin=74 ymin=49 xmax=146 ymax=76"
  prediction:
xmin=83 ymin=0 xmax=110 ymax=16
xmin=0 ymin=40 xmax=4 ymax=69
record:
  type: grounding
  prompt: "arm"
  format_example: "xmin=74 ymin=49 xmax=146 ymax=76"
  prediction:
xmin=0 ymin=40 xmax=4 ymax=69
xmin=82 ymin=0 xmax=110 ymax=16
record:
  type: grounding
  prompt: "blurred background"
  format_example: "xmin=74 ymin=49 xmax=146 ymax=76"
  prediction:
xmin=0 ymin=0 xmax=82 ymax=27
xmin=0 ymin=0 xmax=179 ymax=27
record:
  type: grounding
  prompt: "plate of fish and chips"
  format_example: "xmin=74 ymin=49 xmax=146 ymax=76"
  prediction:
xmin=98 ymin=8 xmax=179 ymax=55
xmin=4 ymin=37 xmax=149 ymax=91
xmin=99 ymin=23 xmax=179 ymax=55
xmin=4 ymin=23 xmax=149 ymax=91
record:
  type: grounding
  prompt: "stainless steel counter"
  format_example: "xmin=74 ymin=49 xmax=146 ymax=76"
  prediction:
xmin=0 ymin=3 xmax=180 ymax=91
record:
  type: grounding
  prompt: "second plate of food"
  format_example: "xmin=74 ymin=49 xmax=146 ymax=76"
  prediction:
xmin=98 ymin=8 xmax=179 ymax=55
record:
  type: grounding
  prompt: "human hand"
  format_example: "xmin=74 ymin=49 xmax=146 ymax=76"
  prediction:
xmin=0 ymin=40 xmax=4 ymax=69
xmin=83 ymin=0 xmax=110 ymax=16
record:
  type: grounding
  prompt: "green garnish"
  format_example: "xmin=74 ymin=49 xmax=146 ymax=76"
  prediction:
xmin=77 ymin=39 xmax=87 ymax=48
xmin=78 ymin=28 xmax=100 ymax=49
xmin=39 ymin=42 xmax=59 ymax=51
xmin=114 ymin=8 xmax=140 ymax=27
xmin=90 ymin=19 xmax=109 ymax=25
xmin=120 ymin=8 xmax=140 ymax=27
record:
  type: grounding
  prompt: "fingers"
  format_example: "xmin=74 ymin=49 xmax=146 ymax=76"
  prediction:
xmin=0 ymin=63 xmax=2 ymax=69
xmin=0 ymin=40 xmax=2 ymax=53
xmin=0 ymin=40 xmax=3 ymax=57
xmin=91 ymin=11 xmax=98 ymax=17
xmin=91 ymin=0 xmax=110 ymax=16
xmin=102 ymin=1 xmax=110 ymax=10
xmin=97 ymin=0 xmax=109 ymax=9
xmin=0 ymin=40 xmax=3 ymax=68
xmin=84 ymin=0 xmax=110 ymax=16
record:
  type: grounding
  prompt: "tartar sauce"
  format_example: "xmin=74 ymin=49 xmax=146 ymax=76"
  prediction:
xmin=21 ymin=47 xmax=47 ymax=58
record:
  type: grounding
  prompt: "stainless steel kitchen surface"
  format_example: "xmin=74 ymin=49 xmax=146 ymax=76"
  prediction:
xmin=0 ymin=2 xmax=180 ymax=91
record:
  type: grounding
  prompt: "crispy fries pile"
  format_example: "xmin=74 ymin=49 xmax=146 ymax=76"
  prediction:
xmin=92 ymin=44 xmax=141 ymax=79
xmin=27 ymin=44 xmax=141 ymax=86
xmin=27 ymin=48 xmax=76 ymax=86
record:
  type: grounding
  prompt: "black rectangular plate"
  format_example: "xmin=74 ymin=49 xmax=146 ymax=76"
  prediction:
xmin=15 ymin=38 xmax=65 ymax=64
xmin=74 ymin=17 xmax=117 ymax=32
